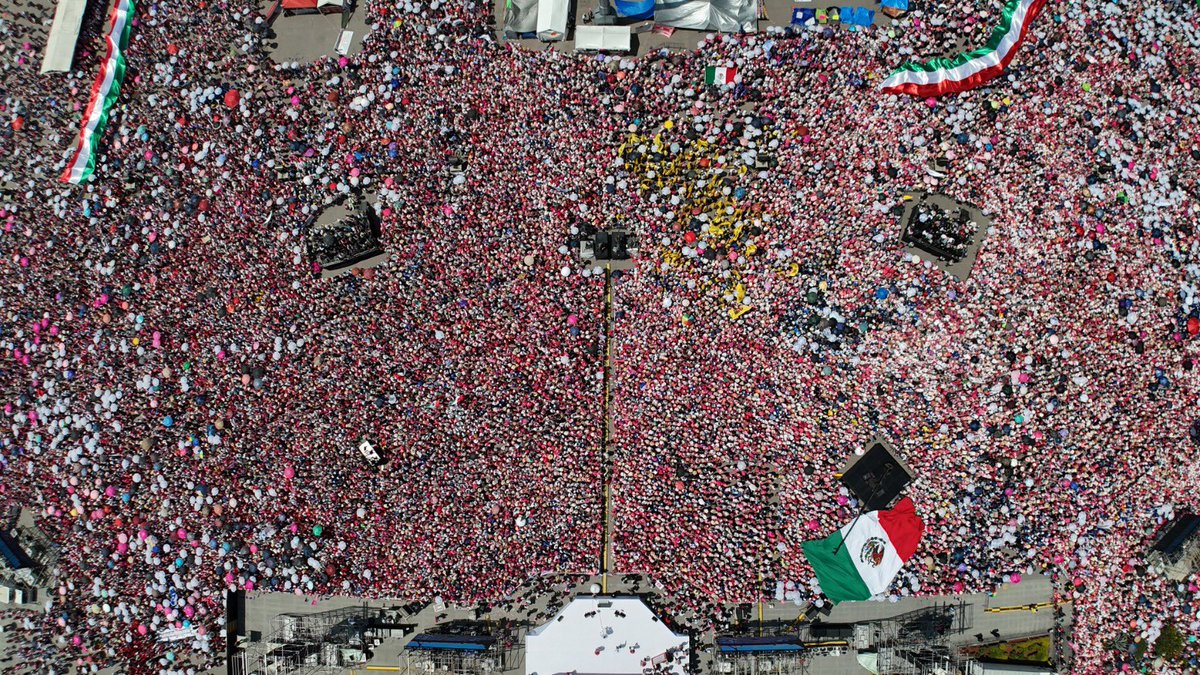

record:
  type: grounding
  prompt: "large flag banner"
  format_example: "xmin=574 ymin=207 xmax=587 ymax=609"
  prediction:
xmin=879 ymin=0 xmax=1046 ymax=98
xmin=61 ymin=0 xmax=135 ymax=185
xmin=802 ymin=496 xmax=924 ymax=604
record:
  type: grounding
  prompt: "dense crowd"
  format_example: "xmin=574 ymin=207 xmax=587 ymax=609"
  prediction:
xmin=0 ymin=0 xmax=1199 ymax=672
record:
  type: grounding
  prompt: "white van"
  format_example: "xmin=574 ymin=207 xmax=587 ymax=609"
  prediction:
xmin=536 ymin=0 xmax=570 ymax=41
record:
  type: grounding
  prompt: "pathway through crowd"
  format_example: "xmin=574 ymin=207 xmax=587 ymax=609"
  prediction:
xmin=601 ymin=265 xmax=616 ymax=590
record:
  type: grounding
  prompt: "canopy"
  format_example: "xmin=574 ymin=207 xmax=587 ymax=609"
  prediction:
xmin=503 ymin=0 xmax=539 ymax=34
xmin=536 ymin=0 xmax=569 ymax=40
xmin=41 ymin=0 xmax=88 ymax=73
xmin=527 ymin=597 xmax=690 ymax=675
xmin=653 ymin=0 xmax=757 ymax=33
xmin=574 ymin=26 xmax=631 ymax=52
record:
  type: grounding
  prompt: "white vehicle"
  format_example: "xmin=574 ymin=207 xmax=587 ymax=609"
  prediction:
xmin=536 ymin=0 xmax=570 ymax=41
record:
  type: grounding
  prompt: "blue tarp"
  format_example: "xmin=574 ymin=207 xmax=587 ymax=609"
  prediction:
xmin=791 ymin=7 xmax=816 ymax=24
xmin=880 ymin=0 xmax=908 ymax=9
xmin=407 ymin=634 xmax=496 ymax=651
xmin=717 ymin=636 xmax=805 ymax=653
xmin=766 ymin=4 xmax=875 ymax=27
xmin=614 ymin=0 xmax=654 ymax=18
xmin=832 ymin=6 xmax=873 ymax=25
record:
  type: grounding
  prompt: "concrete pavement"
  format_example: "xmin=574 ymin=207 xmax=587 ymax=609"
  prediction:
xmin=260 ymin=1 xmax=369 ymax=63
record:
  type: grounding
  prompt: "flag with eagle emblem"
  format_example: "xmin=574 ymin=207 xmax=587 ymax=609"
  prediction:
xmin=802 ymin=497 xmax=924 ymax=604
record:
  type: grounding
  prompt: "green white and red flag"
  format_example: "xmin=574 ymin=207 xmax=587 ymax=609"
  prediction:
xmin=62 ymin=0 xmax=135 ymax=185
xmin=802 ymin=496 xmax=925 ymax=604
xmin=705 ymin=66 xmax=737 ymax=86
xmin=879 ymin=0 xmax=1046 ymax=97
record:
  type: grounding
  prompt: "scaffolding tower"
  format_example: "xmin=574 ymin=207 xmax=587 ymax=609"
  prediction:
xmin=399 ymin=622 xmax=520 ymax=675
xmin=868 ymin=602 xmax=971 ymax=675
xmin=712 ymin=622 xmax=811 ymax=675
xmin=712 ymin=650 xmax=809 ymax=675
xmin=234 ymin=605 xmax=383 ymax=675
xmin=401 ymin=647 xmax=506 ymax=675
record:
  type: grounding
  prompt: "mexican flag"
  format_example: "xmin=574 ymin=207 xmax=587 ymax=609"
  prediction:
xmin=802 ymin=497 xmax=924 ymax=604
xmin=879 ymin=0 xmax=1046 ymax=98
xmin=705 ymin=66 xmax=737 ymax=86
xmin=61 ymin=0 xmax=135 ymax=185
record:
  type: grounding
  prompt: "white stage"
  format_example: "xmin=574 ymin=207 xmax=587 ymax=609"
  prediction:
xmin=525 ymin=596 xmax=690 ymax=675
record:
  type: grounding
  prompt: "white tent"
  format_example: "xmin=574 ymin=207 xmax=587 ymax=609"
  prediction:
xmin=536 ymin=0 xmax=570 ymax=41
xmin=526 ymin=596 xmax=690 ymax=675
xmin=574 ymin=26 xmax=631 ymax=52
xmin=317 ymin=0 xmax=343 ymax=7
xmin=41 ymin=0 xmax=88 ymax=73
xmin=652 ymin=0 xmax=757 ymax=33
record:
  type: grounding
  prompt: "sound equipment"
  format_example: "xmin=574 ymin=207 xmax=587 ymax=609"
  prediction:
xmin=612 ymin=232 xmax=628 ymax=260
xmin=582 ymin=229 xmax=637 ymax=262
xmin=594 ymin=232 xmax=611 ymax=259
xmin=226 ymin=590 xmax=246 ymax=664
xmin=839 ymin=442 xmax=913 ymax=511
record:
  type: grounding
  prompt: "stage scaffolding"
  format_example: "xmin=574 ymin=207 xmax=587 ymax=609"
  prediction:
xmin=712 ymin=601 xmax=970 ymax=675
xmin=399 ymin=623 xmax=521 ymax=675
xmin=867 ymin=602 xmax=971 ymax=675
xmin=233 ymin=605 xmax=382 ymax=675
xmin=401 ymin=647 xmax=507 ymax=675
xmin=713 ymin=650 xmax=810 ymax=675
